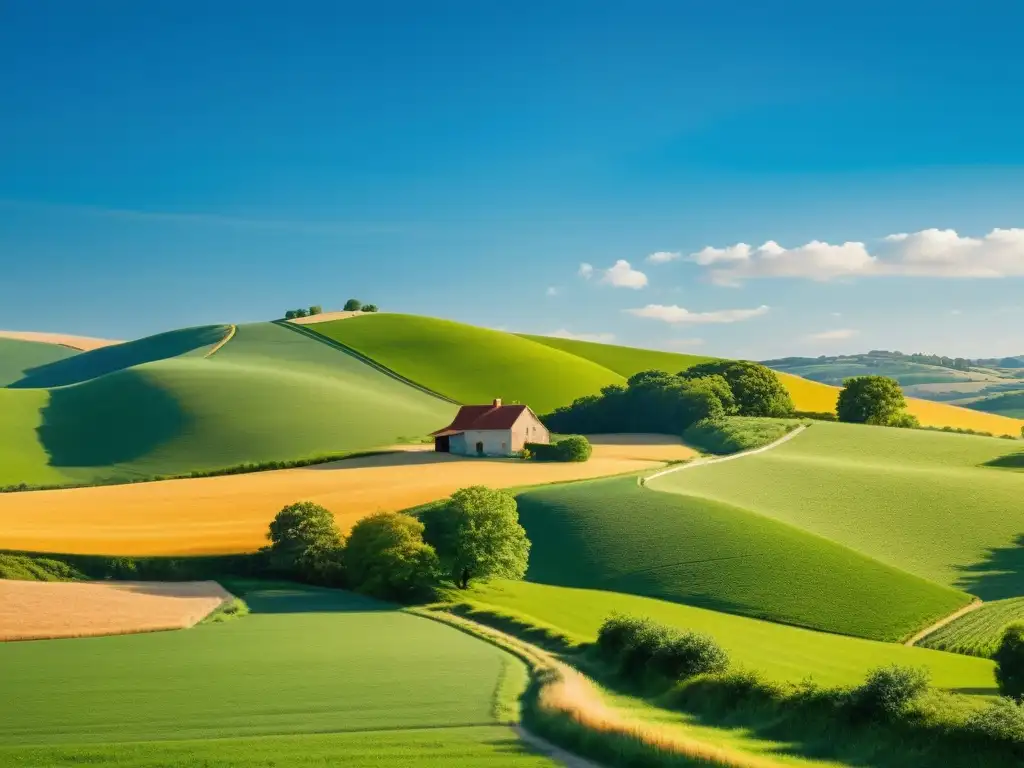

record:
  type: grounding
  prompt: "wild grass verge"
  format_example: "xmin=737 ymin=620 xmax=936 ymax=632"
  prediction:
xmin=200 ymin=596 xmax=250 ymax=624
xmin=682 ymin=417 xmax=805 ymax=456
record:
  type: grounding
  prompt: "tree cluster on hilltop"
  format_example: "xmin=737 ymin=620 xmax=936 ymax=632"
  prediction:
xmin=283 ymin=300 xmax=378 ymax=320
xmin=543 ymin=360 xmax=794 ymax=436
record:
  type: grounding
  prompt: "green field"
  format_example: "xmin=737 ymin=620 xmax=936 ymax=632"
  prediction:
xmin=307 ymin=314 xmax=623 ymax=414
xmin=518 ymin=333 xmax=714 ymax=377
xmin=0 ymin=322 xmax=455 ymax=486
xmin=0 ymin=583 xmax=556 ymax=765
xmin=917 ymin=598 xmax=1024 ymax=657
xmin=515 ymin=475 xmax=967 ymax=641
xmin=647 ymin=421 xmax=1024 ymax=599
xmin=969 ymin=390 xmax=1024 ymax=418
xmin=0 ymin=337 xmax=79 ymax=388
xmin=461 ymin=580 xmax=995 ymax=692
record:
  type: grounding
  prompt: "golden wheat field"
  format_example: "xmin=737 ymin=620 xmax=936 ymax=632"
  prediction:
xmin=777 ymin=372 xmax=1024 ymax=436
xmin=0 ymin=329 xmax=123 ymax=351
xmin=0 ymin=444 xmax=677 ymax=556
xmin=0 ymin=580 xmax=230 ymax=641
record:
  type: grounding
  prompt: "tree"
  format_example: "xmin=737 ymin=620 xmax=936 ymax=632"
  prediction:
xmin=266 ymin=501 xmax=345 ymax=584
xmin=362 ymin=304 xmax=379 ymax=312
xmin=284 ymin=309 xmax=297 ymax=320
xmin=680 ymin=361 xmax=793 ymax=417
xmin=294 ymin=308 xmax=309 ymax=318
xmin=423 ymin=486 xmax=530 ymax=589
xmin=343 ymin=298 xmax=362 ymax=311
xmin=344 ymin=512 xmax=439 ymax=601
xmin=995 ymin=622 xmax=1024 ymax=700
xmin=309 ymin=305 xmax=322 ymax=315
xmin=837 ymin=375 xmax=908 ymax=426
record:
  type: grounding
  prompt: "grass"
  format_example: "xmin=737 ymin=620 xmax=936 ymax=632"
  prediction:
xmin=970 ymin=391 xmax=1024 ymax=418
xmin=0 ymin=337 xmax=78 ymax=387
xmin=515 ymin=475 xmax=968 ymax=641
xmin=459 ymin=580 xmax=996 ymax=692
xmin=0 ymin=727 xmax=558 ymax=767
xmin=646 ymin=421 xmax=1024 ymax=599
xmin=682 ymin=417 xmax=800 ymax=455
xmin=917 ymin=598 xmax=1024 ymax=657
xmin=0 ymin=583 xmax=528 ymax=747
xmin=308 ymin=314 xmax=624 ymax=414
xmin=519 ymin=334 xmax=716 ymax=377
xmin=0 ymin=321 xmax=456 ymax=487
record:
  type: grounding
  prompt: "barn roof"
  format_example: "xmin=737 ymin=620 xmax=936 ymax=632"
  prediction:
xmin=430 ymin=403 xmax=530 ymax=436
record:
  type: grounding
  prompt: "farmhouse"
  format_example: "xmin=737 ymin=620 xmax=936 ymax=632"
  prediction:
xmin=431 ymin=399 xmax=550 ymax=457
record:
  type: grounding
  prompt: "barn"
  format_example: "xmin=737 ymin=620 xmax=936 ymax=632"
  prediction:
xmin=431 ymin=399 xmax=550 ymax=457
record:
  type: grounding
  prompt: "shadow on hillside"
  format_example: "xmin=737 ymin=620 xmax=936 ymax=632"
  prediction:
xmin=955 ymin=534 xmax=1024 ymax=600
xmin=234 ymin=584 xmax=396 ymax=615
xmin=983 ymin=451 xmax=1024 ymax=470
xmin=38 ymin=370 xmax=186 ymax=468
xmin=12 ymin=325 xmax=226 ymax=388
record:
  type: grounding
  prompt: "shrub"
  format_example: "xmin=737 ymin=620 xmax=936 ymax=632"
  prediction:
xmin=344 ymin=512 xmax=439 ymax=602
xmin=362 ymin=304 xmax=379 ymax=312
xmin=619 ymin=620 xmax=673 ymax=678
xmin=596 ymin=614 xmax=729 ymax=683
xmin=526 ymin=435 xmax=592 ymax=462
xmin=887 ymin=411 xmax=921 ymax=429
xmin=682 ymin=416 xmax=795 ymax=455
xmin=265 ymin=501 xmax=345 ymax=585
xmin=995 ymin=622 xmax=1024 ymax=700
xmin=309 ymin=305 xmax=322 ymax=315
xmin=421 ymin=486 xmax=530 ymax=589
xmin=596 ymin=614 xmax=649 ymax=659
xmin=649 ymin=631 xmax=730 ymax=680
xmin=966 ymin=697 xmax=1024 ymax=744
xmin=343 ymin=298 xmax=362 ymax=311
xmin=850 ymin=665 xmax=930 ymax=719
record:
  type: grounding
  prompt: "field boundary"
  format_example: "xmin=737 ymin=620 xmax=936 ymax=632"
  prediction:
xmin=905 ymin=598 xmax=984 ymax=647
xmin=204 ymin=324 xmax=237 ymax=358
xmin=272 ymin=319 xmax=461 ymax=404
xmin=640 ymin=425 xmax=808 ymax=485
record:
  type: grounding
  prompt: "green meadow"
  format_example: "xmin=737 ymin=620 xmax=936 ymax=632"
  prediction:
xmin=0 ymin=337 xmax=78 ymax=387
xmin=917 ymin=597 xmax=1024 ymax=657
xmin=0 ymin=321 xmax=454 ymax=487
xmin=518 ymin=333 xmax=714 ymax=377
xmin=647 ymin=421 xmax=1024 ymax=599
xmin=460 ymin=580 xmax=996 ymax=692
xmin=515 ymin=475 xmax=967 ymax=641
xmin=0 ymin=583 xmax=556 ymax=765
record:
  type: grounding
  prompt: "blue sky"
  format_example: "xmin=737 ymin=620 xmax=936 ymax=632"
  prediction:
xmin=2 ymin=1 xmax=1023 ymax=358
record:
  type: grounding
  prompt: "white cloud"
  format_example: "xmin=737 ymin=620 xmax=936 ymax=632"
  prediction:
xmin=646 ymin=250 xmax=682 ymax=264
xmin=625 ymin=304 xmax=769 ymax=324
xmin=546 ymin=286 xmax=559 ymax=297
xmin=807 ymin=329 xmax=859 ymax=341
xmin=601 ymin=259 xmax=648 ymax=289
xmin=547 ymin=328 xmax=616 ymax=344
xmin=688 ymin=228 xmax=1024 ymax=284
xmin=578 ymin=263 xmax=594 ymax=279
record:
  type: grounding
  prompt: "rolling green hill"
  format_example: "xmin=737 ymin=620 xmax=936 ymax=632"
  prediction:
xmin=307 ymin=314 xmax=624 ymax=414
xmin=0 ymin=583 xmax=553 ymax=766
xmin=0 ymin=338 xmax=79 ymax=388
xmin=0 ymin=322 xmax=455 ymax=487
xmin=647 ymin=421 xmax=1024 ymax=600
xmin=518 ymin=334 xmax=715 ymax=377
xmin=462 ymin=580 xmax=994 ymax=691
xmin=969 ymin=390 xmax=1024 ymax=418
xmin=514 ymin=475 xmax=968 ymax=641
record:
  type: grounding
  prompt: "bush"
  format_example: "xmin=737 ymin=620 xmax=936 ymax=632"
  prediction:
xmin=265 ymin=501 xmax=345 ymax=585
xmin=596 ymin=614 xmax=730 ymax=683
xmin=887 ymin=411 xmax=921 ymax=429
xmin=362 ymin=304 xmax=379 ymax=312
xmin=995 ymin=622 xmax=1024 ymax=700
xmin=344 ymin=512 xmax=439 ymax=602
xmin=682 ymin=416 xmax=797 ymax=455
xmin=966 ymin=697 xmax=1024 ymax=744
xmin=309 ymin=305 xmax=322 ymax=315
xmin=596 ymin=614 xmax=649 ymax=659
xmin=850 ymin=665 xmax=930 ymax=719
xmin=649 ymin=631 xmax=730 ymax=680
xmin=526 ymin=435 xmax=592 ymax=462
xmin=343 ymin=298 xmax=362 ymax=311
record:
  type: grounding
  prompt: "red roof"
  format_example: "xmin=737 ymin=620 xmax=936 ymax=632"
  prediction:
xmin=431 ymin=403 xmax=530 ymax=435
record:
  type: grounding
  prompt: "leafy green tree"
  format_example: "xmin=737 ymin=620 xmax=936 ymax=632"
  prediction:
xmin=995 ymin=622 xmax=1024 ymax=701
xmin=309 ymin=305 xmax=322 ymax=315
xmin=284 ymin=309 xmax=297 ymax=320
xmin=681 ymin=361 xmax=793 ymax=417
xmin=343 ymin=298 xmax=362 ymax=311
xmin=362 ymin=304 xmax=379 ymax=312
xmin=294 ymin=308 xmax=309 ymax=318
xmin=837 ymin=375 xmax=909 ymax=426
xmin=423 ymin=486 xmax=530 ymax=589
xmin=266 ymin=501 xmax=345 ymax=584
xmin=344 ymin=512 xmax=439 ymax=601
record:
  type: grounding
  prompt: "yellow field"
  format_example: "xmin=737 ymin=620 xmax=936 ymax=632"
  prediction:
xmin=0 ymin=329 xmax=122 ymax=351
xmin=778 ymin=372 xmax=1024 ymax=436
xmin=0 ymin=580 xmax=229 ymax=641
xmin=0 ymin=445 xmax=673 ymax=556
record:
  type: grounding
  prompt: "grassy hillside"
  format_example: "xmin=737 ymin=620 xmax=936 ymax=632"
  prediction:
xmin=917 ymin=598 xmax=1024 ymax=657
xmin=648 ymin=421 xmax=1024 ymax=599
xmin=519 ymin=334 xmax=715 ymax=376
xmin=307 ymin=314 xmax=623 ymax=414
xmin=462 ymin=580 xmax=995 ymax=691
xmin=515 ymin=475 xmax=967 ymax=641
xmin=0 ymin=338 xmax=78 ymax=387
xmin=0 ymin=583 xmax=552 ymax=766
xmin=0 ymin=322 xmax=455 ymax=487
xmin=969 ymin=390 xmax=1024 ymax=418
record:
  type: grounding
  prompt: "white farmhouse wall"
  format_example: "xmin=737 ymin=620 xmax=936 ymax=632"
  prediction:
xmin=510 ymin=410 xmax=550 ymax=451
xmin=453 ymin=429 xmax=514 ymax=457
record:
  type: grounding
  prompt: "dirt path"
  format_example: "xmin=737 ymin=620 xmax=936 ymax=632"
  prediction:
xmin=204 ymin=324 xmax=237 ymax=357
xmin=513 ymin=726 xmax=605 ymax=768
xmin=905 ymin=599 xmax=984 ymax=647
xmin=641 ymin=424 xmax=808 ymax=485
